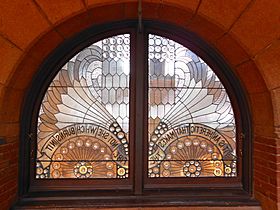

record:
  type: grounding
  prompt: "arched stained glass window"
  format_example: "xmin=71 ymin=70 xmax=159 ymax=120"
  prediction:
xmin=36 ymin=34 xmax=130 ymax=179
xmin=20 ymin=22 xmax=253 ymax=207
xmin=36 ymin=33 xmax=236 ymax=180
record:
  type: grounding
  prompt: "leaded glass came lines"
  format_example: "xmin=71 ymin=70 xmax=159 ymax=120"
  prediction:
xmin=148 ymin=34 xmax=237 ymax=178
xmin=36 ymin=34 xmax=130 ymax=179
xmin=35 ymin=33 xmax=237 ymax=180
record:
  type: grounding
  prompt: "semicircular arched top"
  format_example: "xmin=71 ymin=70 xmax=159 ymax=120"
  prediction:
xmin=35 ymin=33 xmax=237 ymax=180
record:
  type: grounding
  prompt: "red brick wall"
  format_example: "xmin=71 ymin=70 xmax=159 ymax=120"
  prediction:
xmin=0 ymin=142 xmax=18 ymax=209
xmin=0 ymin=0 xmax=280 ymax=209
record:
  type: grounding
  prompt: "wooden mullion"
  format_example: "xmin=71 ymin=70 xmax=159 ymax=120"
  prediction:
xmin=133 ymin=30 xmax=147 ymax=195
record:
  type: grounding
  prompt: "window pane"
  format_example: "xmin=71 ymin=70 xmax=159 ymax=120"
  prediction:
xmin=148 ymin=34 xmax=236 ymax=178
xmin=36 ymin=34 xmax=130 ymax=179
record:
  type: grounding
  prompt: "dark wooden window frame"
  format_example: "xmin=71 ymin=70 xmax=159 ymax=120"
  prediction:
xmin=15 ymin=20 xmax=258 ymax=208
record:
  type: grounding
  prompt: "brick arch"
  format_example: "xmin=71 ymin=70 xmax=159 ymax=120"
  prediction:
xmin=0 ymin=1 xmax=278 ymax=209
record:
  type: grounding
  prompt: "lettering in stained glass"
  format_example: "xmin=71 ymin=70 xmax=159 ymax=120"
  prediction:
xmin=148 ymin=34 xmax=237 ymax=178
xmin=35 ymin=33 xmax=237 ymax=180
xmin=36 ymin=34 xmax=130 ymax=179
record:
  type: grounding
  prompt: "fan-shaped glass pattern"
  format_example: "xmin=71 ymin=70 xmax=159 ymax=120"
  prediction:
xmin=35 ymin=33 xmax=237 ymax=180
xmin=36 ymin=34 xmax=130 ymax=179
xmin=148 ymin=34 xmax=237 ymax=178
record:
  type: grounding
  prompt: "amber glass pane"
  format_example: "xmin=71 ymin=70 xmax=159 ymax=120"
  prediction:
xmin=36 ymin=34 xmax=130 ymax=179
xmin=148 ymin=34 xmax=237 ymax=178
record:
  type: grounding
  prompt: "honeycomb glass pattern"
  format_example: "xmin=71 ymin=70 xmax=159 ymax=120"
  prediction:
xmin=148 ymin=34 xmax=237 ymax=178
xmin=36 ymin=34 xmax=130 ymax=179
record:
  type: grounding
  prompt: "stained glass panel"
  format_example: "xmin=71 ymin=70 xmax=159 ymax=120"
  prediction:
xmin=148 ymin=34 xmax=237 ymax=178
xmin=36 ymin=34 xmax=130 ymax=179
